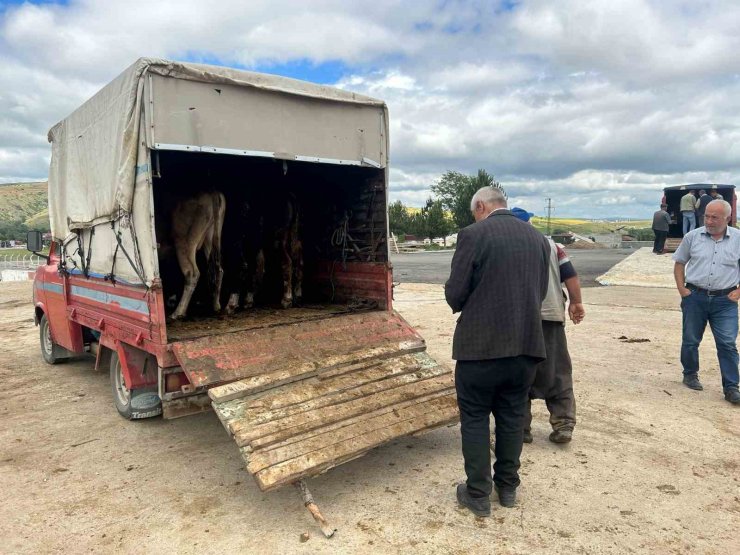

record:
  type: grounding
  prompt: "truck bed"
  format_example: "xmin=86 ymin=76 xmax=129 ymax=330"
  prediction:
xmin=166 ymin=303 xmax=376 ymax=342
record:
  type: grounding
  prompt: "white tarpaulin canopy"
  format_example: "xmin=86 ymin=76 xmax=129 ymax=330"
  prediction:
xmin=47 ymin=57 xmax=387 ymax=285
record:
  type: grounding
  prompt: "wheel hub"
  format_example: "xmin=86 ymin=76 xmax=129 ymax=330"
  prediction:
xmin=114 ymin=361 xmax=131 ymax=405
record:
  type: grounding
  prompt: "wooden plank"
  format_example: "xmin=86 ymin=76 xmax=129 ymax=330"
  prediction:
xmin=232 ymin=373 xmax=454 ymax=447
xmin=247 ymin=393 xmax=458 ymax=473
xmin=229 ymin=365 xmax=450 ymax=439
xmin=247 ymin=388 xmax=454 ymax=452
xmin=243 ymin=352 xmax=433 ymax=411
xmin=208 ymin=339 xmax=425 ymax=403
xmin=226 ymin=360 xmax=450 ymax=429
xmin=253 ymin=398 xmax=459 ymax=491
xmin=210 ymin=356 xmax=409 ymax=429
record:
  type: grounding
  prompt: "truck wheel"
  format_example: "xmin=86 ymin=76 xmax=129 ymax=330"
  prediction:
xmin=110 ymin=351 xmax=162 ymax=420
xmin=39 ymin=313 xmax=67 ymax=365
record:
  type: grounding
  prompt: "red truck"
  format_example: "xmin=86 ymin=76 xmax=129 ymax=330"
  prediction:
xmin=28 ymin=58 xmax=457 ymax=533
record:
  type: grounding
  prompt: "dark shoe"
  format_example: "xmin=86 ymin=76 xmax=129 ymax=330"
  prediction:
xmin=494 ymin=484 xmax=516 ymax=508
xmin=549 ymin=429 xmax=573 ymax=443
xmin=724 ymin=388 xmax=740 ymax=404
xmin=683 ymin=374 xmax=703 ymax=391
xmin=456 ymin=484 xmax=490 ymax=517
xmin=523 ymin=430 xmax=533 ymax=444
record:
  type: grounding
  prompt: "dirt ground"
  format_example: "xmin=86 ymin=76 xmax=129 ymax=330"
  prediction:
xmin=1 ymin=280 xmax=738 ymax=554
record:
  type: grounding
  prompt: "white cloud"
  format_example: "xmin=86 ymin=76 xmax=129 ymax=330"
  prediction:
xmin=1 ymin=0 xmax=739 ymax=219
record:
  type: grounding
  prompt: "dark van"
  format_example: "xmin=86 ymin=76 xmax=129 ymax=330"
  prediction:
xmin=662 ymin=184 xmax=736 ymax=238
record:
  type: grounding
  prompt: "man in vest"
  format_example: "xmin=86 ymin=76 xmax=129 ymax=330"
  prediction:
xmin=511 ymin=207 xmax=585 ymax=443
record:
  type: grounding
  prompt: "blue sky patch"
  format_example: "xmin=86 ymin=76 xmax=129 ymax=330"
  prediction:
xmin=177 ymin=53 xmax=350 ymax=85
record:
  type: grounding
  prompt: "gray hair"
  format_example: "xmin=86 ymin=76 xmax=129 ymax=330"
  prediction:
xmin=707 ymin=199 xmax=732 ymax=217
xmin=470 ymin=186 xmax=507 ymax=211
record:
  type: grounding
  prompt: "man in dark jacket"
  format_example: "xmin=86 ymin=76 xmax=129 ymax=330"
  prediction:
xmin=695 ymin=190 xmax=712 ymax=227
xmin=445 ymin=187 xmax=550 ymax=515
xmin=652 ymin=203 xmax=671 ymax=254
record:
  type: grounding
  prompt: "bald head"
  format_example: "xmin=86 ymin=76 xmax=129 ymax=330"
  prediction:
xmin=470 ymin=187 xmax=507 ymax=222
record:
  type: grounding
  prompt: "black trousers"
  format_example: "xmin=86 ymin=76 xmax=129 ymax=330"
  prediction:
xmin=455 ymin=356 xmax=537 ymax=496
xmin=653 ymin=229 xmax=667 ymax=253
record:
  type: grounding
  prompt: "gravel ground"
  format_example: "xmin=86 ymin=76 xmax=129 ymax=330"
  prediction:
xmin=1 ymin=280 xmax=738 ymax=554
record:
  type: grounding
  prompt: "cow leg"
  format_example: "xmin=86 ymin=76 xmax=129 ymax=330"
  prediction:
xmin=291 ymin=236 xmax=303 ymax=305
xmin=170 ymin=245 xmax=200 ymax=320
xmin=276 ymin=231 xmax=293 ymax=309
xmin=245 ymin=248 xmax=265 ymax=309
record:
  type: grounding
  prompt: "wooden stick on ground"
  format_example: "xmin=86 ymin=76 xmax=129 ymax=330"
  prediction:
xmin=295 ymin=480 xmax=336 ymax=538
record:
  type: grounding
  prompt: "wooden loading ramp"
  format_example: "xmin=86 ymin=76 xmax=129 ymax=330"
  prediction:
xmin=197 ymin=311 xmax=458 ymax=536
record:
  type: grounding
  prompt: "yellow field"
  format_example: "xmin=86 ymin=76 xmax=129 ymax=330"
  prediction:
xmin=530 ymin=217 xmax=651 ymax=234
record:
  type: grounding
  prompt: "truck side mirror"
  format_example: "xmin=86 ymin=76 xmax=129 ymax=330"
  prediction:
xmin=27 ymin=230 xmax=43 ymax=253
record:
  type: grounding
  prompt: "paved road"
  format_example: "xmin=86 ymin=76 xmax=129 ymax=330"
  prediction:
xmin=390 ymin=247 xmax=636 ymax=287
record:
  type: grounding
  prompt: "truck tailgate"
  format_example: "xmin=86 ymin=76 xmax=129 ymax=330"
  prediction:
xmin=171 ymin=311 xmax=428 ymax=388
xmin=172 ymin=310 xmax=458 ymax=491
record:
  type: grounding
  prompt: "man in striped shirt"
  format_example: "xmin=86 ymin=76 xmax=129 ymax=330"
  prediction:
xmin=511 ymin=207 xmax=585 ymax=442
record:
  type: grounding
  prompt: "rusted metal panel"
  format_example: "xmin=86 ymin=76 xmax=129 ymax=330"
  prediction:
xmin=308 ymin=260 xmax=391 ymax=309
xmin=162 ymin=394 xmax=212 ymax=419
xmin=171 ymin=310 xmax=423 ymax=388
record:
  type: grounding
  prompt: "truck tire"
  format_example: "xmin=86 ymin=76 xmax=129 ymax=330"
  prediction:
xmin=39 ymin=313 xmax=68 ymax=365
xmin=110 ymin=351 xmax=162 ymax=420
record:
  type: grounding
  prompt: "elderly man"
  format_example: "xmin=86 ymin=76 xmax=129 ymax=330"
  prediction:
xmin=673 ymin=199 xmax=740 ymax=404
xmin=445 ymin=187 xmax=550 ymax=515
xmin=509 ymin=207 xmax=585 ymax=443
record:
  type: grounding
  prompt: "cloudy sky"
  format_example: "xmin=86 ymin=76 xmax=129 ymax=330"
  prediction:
xmin=1 ymin=0 xmax=739 ymax=219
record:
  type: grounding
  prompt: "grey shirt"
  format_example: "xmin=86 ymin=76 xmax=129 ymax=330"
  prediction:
xmin=673 ymin=226 xmax=740 ymax=290
xmin=652 ymin=209 xmax=671 ymax=232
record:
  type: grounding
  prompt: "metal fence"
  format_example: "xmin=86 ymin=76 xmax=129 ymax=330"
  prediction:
xmin=0 ymin=253 xmax=44 ymax=270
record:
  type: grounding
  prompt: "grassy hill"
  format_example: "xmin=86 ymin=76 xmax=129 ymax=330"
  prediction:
xmin=0 ymin=181 xmax=49 ymax=229
xmin=530 ymin=216 xmax=652 ymax=236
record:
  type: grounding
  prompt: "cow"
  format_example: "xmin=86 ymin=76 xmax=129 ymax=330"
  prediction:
xmin=222 ymin=192 xmax=303 ymax=314
xmin=168 ymin=190 xmax=226 ymax=321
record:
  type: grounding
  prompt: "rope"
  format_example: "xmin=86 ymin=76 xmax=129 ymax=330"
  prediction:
xmin=330 ymin=211 xmax=351 ymax=268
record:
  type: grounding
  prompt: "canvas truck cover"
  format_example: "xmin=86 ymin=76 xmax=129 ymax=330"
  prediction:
xmin=47 ymin=57 xmax=388 ymax=285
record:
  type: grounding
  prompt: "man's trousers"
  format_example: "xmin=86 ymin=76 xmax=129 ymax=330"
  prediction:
xmin=653 ymin=229 xmax=668 ymax=253
xmin=455 ymin=356 xmax=537 ymax=497
xmin=525 ymin=321 xmax=576 ymax=433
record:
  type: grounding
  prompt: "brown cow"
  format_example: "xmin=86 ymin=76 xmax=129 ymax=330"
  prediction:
xmin=169 ymin=191 xmax=226 ymax=320
xmin=222 ymin=193 xmax=302 ymax=314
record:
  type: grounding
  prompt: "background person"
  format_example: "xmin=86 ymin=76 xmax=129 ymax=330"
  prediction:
xmin=510 ymin=207 xmax=585 ymax=444
xmin=680 ymin=190 xmax=697 ymax=235
xmin=672 ymin=199 xmax=740 ymax=405
xmin=445 ymin=187 xmax=550 ymax=515
xmin=695 ymin=189 xmax=712 ymax=227
xmin=652 ymin=203 xmax=671 ymax=254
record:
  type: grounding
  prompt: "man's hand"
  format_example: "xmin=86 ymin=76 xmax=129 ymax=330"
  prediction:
xmin=678 ymin=286 xmax=692 ymax=298
xmin=728 ymin=288 xmax=740 ymax=302
xmin=568 ymin=302 xmax=585 ymax=324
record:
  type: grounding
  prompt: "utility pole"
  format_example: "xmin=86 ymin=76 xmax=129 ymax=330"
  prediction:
xmin=545 ymin=198 xmax=553 ymax=236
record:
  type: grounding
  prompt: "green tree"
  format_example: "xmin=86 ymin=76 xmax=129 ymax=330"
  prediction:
xmin=431 ymin=169 xmax=506 ymax=229
xmin=388 ymin=200 xmax=412 ymax=235
xmin=411 ymin=198 xmax=455 ymax=244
